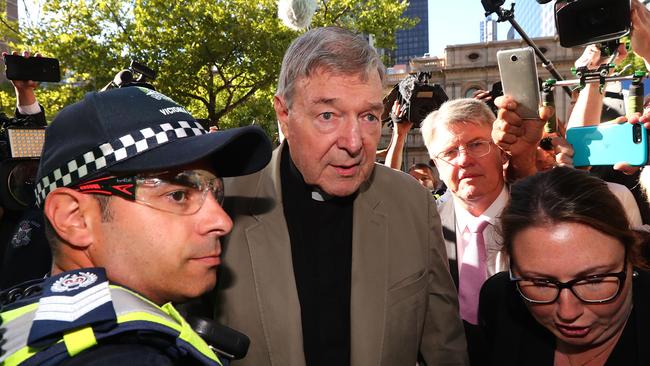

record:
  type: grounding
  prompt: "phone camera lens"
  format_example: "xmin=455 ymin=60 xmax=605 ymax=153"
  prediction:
xmin=510 ymin=55 xmax=518 ymax=62
xmin=633 ymin=124 xmax=643 ymax=143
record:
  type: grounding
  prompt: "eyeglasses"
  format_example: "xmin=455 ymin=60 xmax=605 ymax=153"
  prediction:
xmin=74 ymin=169 xmax=224 ymax=215
xmin=509 ymin=261 xmax=628 ymax=304
xmin=434 ymin=140 xmax=492 ymax=163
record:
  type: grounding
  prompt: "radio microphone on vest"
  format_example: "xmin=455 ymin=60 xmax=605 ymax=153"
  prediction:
xmin=187 ymin=316 xmax=250 ymax=360
xmin=278 ymin=0 xmax=317 ymax=30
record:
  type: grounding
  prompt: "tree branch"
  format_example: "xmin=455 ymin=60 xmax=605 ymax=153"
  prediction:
xmin=177 ymin=89 xmax=209 ymax=106
xmin=320 ymin=0 xmax=329 ymax=18
xmin=0 ymin=16 xmax=19 ymax=35
xmin=106 ymin=2 xmax=135 ymax=46
xmin=331 ymin=6 xmax=350 ymax=24
xmin=213 ymin=75 xmax=276 ymax=121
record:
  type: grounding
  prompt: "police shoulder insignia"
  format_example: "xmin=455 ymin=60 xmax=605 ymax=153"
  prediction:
xmin=27 ymin=267 xmax=117 ymax=348
xmin=11 ymin=220 xmax=33 ymax=247
xmin=51 ymin=272 xmax=98 ymax=293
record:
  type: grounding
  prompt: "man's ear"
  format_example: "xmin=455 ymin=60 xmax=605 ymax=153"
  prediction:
xmin=501 ymin=150 xmax=509 ymax=164
xmin=273 ymin=95 xmax=290 ymax=140
xmin=43 ymin=188 xmax=98 ymax=248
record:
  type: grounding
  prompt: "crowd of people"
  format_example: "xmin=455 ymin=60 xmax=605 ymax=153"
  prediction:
xmin=2 ymin=1 xmax=650 ymax=365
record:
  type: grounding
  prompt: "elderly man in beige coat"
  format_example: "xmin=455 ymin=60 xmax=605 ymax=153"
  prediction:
xmin=215 ymin=26 xmax=468 ymax=366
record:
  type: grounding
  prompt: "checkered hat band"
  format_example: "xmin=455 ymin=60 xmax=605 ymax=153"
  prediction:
xmin=35 ymin=120 xmax=206 ymax=206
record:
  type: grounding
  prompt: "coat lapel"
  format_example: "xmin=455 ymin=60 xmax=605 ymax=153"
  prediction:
xmin=244 ymin=147 xmax=306 ymax=366
xmin=350 ymin=176 xmax=388 ymax=365
xmin=438 ymin=198 xmax=459 ymax=287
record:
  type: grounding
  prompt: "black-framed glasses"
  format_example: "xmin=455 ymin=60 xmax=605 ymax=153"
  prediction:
xmin=74 ymin=169 xmax=224 ymax=216
xmin=434 ymin=139 xmax=492 ymax=163
xmin=509 ymin=261 xmax=628 ymax=304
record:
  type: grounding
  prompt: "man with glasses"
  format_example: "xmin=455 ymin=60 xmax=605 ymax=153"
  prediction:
xmin=0 ymin=87 xmax=271 ymax=365
xmin=420 ymin=98 xmax=509 ymax=363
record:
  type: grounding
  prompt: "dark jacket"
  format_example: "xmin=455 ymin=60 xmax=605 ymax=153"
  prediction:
xmin=479 ymin=270 xmax=650 ymax=366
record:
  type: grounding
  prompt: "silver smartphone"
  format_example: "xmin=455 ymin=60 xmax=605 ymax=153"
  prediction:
xmin=497 ymin=47 xmax=541 ymax=119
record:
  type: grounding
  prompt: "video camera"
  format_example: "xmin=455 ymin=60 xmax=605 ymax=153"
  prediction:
xmin=383 ymin=72 xmax=448 ymax=128
xmin=101 ymin=60 xmax=157 ymax=91
xmin=548 ymin=0 xmax=631 ymax=48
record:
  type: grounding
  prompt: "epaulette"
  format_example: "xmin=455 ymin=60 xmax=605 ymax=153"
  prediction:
xmin=27 ymin=267 xmax=118 ymax=348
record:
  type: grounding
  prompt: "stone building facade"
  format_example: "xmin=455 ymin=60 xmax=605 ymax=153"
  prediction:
xmin=379 ymin=37 xmax=585 ymax=170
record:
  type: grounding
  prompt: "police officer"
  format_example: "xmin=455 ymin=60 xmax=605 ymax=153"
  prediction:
xmin=0 ymin=87 xmax=271 ymax=365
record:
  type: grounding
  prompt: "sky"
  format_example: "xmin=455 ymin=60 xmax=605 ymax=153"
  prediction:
xmin=428 ymin=0 xmax=515 ymax=56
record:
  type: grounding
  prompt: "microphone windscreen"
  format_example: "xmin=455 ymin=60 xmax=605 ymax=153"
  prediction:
xmin=278 ymin=0 xmax=318 ymax=30
xmin=536 ymin=0 xmax=553 ymax=4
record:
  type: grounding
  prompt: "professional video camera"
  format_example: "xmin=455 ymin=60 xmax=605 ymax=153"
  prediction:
xmin=382 ymin=72 xmax=448 ymax=129
xmin=101 ymin=60 xmax=157 ymax=91
xmin=0 ymin=116 xmax=44 ymax=211
xmin=551 ymin=0 xmax=631 ymax=48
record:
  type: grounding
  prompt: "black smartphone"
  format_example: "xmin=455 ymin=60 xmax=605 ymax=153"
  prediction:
xmin=4 ymin=55 xmax=61 ymax=82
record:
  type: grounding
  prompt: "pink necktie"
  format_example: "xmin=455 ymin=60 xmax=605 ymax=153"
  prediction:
xmin=459 ymin=219 xmax=489 ymax=325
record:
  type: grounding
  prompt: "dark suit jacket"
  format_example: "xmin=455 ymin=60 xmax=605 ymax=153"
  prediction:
xmin=479 ymin=270 xmax=650 ymax=366
xmin=438 ymin=198 xmax=460 ymax=287
xmin=214 ymin=144 xmax=469 ymax=366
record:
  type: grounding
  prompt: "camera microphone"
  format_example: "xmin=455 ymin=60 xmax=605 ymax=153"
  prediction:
xmin=278 ymin=0 xmax=317 ymax=30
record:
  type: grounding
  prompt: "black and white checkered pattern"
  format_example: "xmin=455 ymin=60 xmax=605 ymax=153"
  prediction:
xmin=35 ymin=121 xmax=206 ymax=206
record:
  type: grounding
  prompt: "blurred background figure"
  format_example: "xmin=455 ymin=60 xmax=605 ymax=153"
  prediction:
xmin=0 ymin=51 xmax=49 ymax=290
xmin=407 ymin=162 xmax=446 ymax=199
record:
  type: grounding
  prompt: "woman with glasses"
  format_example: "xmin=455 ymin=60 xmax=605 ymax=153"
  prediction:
xmin=479 ymin=167 xmax=650 ymax=366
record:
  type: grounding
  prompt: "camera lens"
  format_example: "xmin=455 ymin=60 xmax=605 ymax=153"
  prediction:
xmin=510 ymin=55 xmax=518 ymax=62
xmin=8 ymin=160 xmax=39 ymax=207
xmin=633 ymin=124 xmax=642 ymax=143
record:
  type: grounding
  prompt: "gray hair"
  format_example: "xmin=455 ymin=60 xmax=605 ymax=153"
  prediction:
xmin=420 ymin=98 xmax=496 ymax=153
xmin=276 ymin=26 xmax=385 ymax=109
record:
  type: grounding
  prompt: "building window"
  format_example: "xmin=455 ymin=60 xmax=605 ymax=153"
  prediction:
xmin=465 ymin=87 xmax=481 ymax=98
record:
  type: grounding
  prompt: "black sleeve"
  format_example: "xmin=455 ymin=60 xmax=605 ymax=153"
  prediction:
xmin=59 ymin=343 xmax=177 ymax=366
xmin=477 ymin=272 xmax=510 ymax=365
xmin=0 ymin=209 xmax=51 ymax=290
xmin=14 ymin=105 xmax=46 ymax=126
xmin=478 ymin=272 xmax=511 ymax=349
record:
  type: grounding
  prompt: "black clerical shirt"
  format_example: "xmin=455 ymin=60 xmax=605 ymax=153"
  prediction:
xmin=280 ymin=144 xmax=353 ymax=366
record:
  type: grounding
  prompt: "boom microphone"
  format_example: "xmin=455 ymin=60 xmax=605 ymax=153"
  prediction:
xmin=278 ymin=0 xmax=317 ymax=30
xmin=536 ymin=0 xmax=553 ymax=3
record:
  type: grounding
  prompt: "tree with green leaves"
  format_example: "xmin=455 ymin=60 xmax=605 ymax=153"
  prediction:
xmin=0 ymin=0 xmax=416 ymax=139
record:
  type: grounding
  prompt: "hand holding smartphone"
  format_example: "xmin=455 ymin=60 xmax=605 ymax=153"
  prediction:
xmin=4 ymin=54 xmax=61 ymax=82
xmin=566 ymin=122 xmax=648 ymax=167
xmin=497 ymin=47 xmax=541 ymax=119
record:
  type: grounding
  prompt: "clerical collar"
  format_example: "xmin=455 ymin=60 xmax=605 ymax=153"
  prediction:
xmin=281 ymin=143 xmax=355 ymax=203
xmin=311 ymin=187 xmax=333 ymax=202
